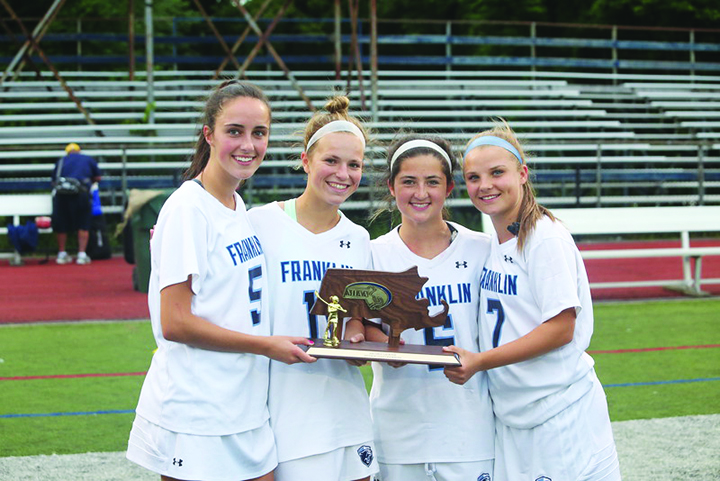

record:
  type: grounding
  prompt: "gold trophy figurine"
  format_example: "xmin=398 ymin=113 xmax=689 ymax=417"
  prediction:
xmin=315 ymin=292 xmax=347 ymax=347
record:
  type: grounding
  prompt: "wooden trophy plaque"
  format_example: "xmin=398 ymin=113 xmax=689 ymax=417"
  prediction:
xmin=303 ymin=267 xmax=460 ymax=366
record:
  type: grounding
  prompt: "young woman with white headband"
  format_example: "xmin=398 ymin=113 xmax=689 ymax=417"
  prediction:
xmin=366 ymin=135 xmax=495 ymax=481
xmin=248 ymin=95 xmax=378 ymax=481
xmin=444 ymin=121 xmax=621 ymax=481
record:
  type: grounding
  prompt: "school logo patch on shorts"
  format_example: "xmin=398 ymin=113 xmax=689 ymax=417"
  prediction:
xmin=477 ymin=474 xmax=491 ymax=481
xmin=357 ymin=445 xmax=373 ymax=467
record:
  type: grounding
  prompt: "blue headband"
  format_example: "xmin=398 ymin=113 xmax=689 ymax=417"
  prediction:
xmin=463 ymin=136 xmax=523 ymax=164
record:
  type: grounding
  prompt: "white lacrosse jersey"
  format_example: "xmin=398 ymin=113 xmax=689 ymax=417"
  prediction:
xmin=369 ymin=223 xmax=495 ymax=464
xmin=479 ymin=215 xmax=596 ymax=429
xmin=248 ymin=202 xmax=374 ymax=463
xmin=136 ymin=180 xmax=270 ymax=436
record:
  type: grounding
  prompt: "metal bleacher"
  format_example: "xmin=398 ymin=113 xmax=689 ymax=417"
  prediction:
xmin=1 ymin=68 xmax=719 ymax=215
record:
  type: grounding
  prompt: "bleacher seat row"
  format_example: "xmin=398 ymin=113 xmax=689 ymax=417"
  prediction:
xmin=0 ymin=69 xmax=718 ymax=210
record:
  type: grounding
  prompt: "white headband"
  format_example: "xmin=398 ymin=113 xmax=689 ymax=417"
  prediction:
xmin=306 ymin=120 xmax=366 ymax=151
xmin=390 ymin=139 xmax=452 ymax=170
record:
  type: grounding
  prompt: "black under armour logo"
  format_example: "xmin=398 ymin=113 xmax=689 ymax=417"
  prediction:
xmin=173 ymin=458 xmax=183 ymax=467
xmin=340 ymin=240 xmax=351 ymax=248
xmin=504 ymin=255 xmax=513 ymax=263
xmin=455 ymin=261 xmax=468 ymax=268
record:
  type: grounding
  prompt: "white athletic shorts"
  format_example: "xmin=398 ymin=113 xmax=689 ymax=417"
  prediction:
xmin=274 ymin=441 xmax=379 ymax=481
xmin=377 ymin=459 xmax=494 ymax=481
xmin=126 ymin=414 xmax=277 ymax=481
xmin=494 ymin=372 xmax=621 ymax=481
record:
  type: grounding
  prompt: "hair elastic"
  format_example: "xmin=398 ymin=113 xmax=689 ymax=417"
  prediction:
xmin=463 ymin=136 xmax=523 ymax=164
xmin=306 ymin=120 xmax=366 ymax=151
xmin=390 ymin=139 xmax=453 ymax=171
xmin=507 ymin=222 xmax=521 ymax=236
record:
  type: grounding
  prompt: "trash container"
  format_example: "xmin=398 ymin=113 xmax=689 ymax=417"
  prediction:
xmin=130 ymin=189 xmax=173 ymax=293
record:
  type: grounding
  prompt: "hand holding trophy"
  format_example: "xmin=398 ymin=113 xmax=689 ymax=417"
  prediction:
xmin=303 ymin=267 xmax=460 ymax=366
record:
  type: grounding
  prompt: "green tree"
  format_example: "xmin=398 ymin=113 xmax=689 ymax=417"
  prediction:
xmin=588 ymin=0 xmax=720 ymax=27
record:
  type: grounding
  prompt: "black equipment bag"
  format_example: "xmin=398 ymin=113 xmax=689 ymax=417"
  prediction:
xmin=86 ymin=214 xmax=112 ymax=260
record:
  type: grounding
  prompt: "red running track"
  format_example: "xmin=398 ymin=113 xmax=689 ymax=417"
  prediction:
xmin=1 ymin=239 xmax=718 ymax=324
xmin=1 ymin=255 xmax=148 ymax=324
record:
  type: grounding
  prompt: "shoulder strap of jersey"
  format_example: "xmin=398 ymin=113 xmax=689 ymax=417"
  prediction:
xmin=283 ymin=198 xmax=297 ymax=222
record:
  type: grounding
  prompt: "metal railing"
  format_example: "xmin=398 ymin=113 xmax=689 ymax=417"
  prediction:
xmin=2 ymin=16 xmax=719 ymax=75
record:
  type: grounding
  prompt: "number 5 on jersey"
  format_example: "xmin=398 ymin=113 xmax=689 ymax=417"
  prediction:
xmin=248 ymin=266 xmax=262 ymax=325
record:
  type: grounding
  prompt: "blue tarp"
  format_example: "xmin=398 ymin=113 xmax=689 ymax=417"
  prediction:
xmin=7 ymin=221 xmax=39 ymax=254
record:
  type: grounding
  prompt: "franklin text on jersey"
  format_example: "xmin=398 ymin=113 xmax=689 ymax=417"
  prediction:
xmin=416 ymin=282 xmax=473 ymax=306
xmin=479 ymin=267 xmax=518 ymax=296
xmin=226 ymin=235 xmax=264 ymax=266
xmin=280 ymin=259 xmax=354 ymax=283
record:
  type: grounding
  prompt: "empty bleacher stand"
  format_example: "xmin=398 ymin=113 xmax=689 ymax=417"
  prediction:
xmin=1 ymin=14 xmax=719 ymax=231
xmin=2 ymin=69 xmax=718 ymax=215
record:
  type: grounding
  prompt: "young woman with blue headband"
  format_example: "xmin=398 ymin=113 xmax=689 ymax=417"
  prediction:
xmin=444 ymin=121 xmax=621 ymax=481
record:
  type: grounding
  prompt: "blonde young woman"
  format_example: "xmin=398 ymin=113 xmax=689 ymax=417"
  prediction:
xmin=248 ymin=96 xmax=378 ymax=481
xmin=444 ymin=122 xmax=621 ymax=481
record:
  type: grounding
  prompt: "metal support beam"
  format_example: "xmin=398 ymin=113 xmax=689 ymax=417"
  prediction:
xmin=697 ymin=143 xmax=705 ymax=205
xmin=0 ymin=16 xmax=45 ymax=84
xmin=347 ymin=0 xmax=366 ymax=110
xmin=334 ymin=0 xmax=342 ymax=80
xmin=595 ymin=145 xmax=602 ymax=207
xmin=611 ymin=25 xmax=618 ymax=81
xmin=345 ymin=3 xmax=355 ymax=93
xmin=232 ymin=0 xmax=316 ymax=112
xmin=191 ymin=0 xmax=242 ymax=71
xmin=75 ymin=18 xmax=81 ymax=72
xmin=234 ymin=0 xmax=291 ymax=77
xmin=689 ymin=29 xmax=695 ymax=77
xmin=213 ymin=0 xmax=272 ymax=79
xmin=1 ymin=0 xmax=65 ymax=84
xmin=145 ymin=0 xmax=155 ymax=124
xmin=370 ymin=0 xmax=378 ymax=122
xmin=530 ymin=22 xmax=536 ymax=76
xmin=445 ymin=21 xmax=452 ymax=77
xmin=12 ymin=0 xmax=64 ymax=80
xmin=129 ymin=0 xmax=135 ymax=80
xmin=0 ymin=0 xmax=99 ymax=129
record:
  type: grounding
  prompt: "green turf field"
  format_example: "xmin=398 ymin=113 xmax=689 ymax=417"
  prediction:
xmin=590 ymin=300 xmax=720 ymax=421
xmin=1 ymin=298 xmax=719 ymax=457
